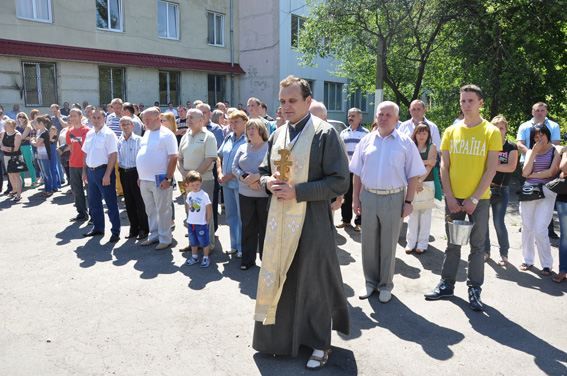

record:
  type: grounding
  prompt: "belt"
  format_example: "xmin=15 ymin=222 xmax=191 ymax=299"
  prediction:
xmin=119 ymin=167 xmax=137 ymax=172
xmin=365 ymin=186 xmax=405 ymax=195
xmin=88 ymin=164 xmax=107 ymax=171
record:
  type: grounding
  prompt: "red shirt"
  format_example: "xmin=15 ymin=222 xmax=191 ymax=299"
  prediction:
xmin=66 ymin=126 xmax=90 ymax=168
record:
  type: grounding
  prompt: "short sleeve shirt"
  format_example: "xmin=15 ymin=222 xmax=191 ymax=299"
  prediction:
xmin=81 ymin=125 xmax=118 ymax=168
xmin=66 ymin=126 xmax=90 ymax=168
xmin=136 ymin=126 xmax=178 ymax=181
xmin=178 ymin=128 xmax=218 ymax=180
xmin=186 ymin=190 xmax=211 ymax=225
xmin=440 ymin=119 xmax=502 ymax=199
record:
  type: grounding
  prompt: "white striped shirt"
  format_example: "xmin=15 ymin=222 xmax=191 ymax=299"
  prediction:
xmin=339 ymin=125 xmax=369 ymax=160
xmin=117 ymin=134 xmax=142 ymax=169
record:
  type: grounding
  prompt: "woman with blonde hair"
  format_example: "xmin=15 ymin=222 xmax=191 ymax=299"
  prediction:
xmin=160 ymin=112 xmax=177 ymax=134
xmin=232 ymin=118 xmax=269 ymax=269
xmin=0 ymin=119 xmax=25 ymax=201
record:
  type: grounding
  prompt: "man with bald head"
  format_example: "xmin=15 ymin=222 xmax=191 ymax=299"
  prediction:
xmin=350 ymin=101 xmax=425 ymax=303
xmin=137 ymin=107 xmax=179 ymax=250
xmin=309 ymin=100 xmax=346 ymax=134
xmin=398 ymin=100 xmax=441 ymax=147
xmin=178 ymin=108 xmax=218 ymax=250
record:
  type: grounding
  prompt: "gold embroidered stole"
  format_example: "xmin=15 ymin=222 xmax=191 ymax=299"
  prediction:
xmin=254 ymin=117 xmax=319 ymax=325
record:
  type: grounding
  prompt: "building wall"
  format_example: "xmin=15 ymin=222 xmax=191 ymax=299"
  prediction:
xmin=0 ymin=57 xmax=24 ymax=108
xmin=238 ymin=0 xmax=280 ymax=111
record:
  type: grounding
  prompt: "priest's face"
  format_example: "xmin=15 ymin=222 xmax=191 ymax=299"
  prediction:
xmin=279 ymin=84 xmax=312 ymax=124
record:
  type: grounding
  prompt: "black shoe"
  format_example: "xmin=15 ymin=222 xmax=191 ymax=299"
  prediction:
xmin=108 ymin=234 xmax=120 ymax=243
xmin=424 ymin=281 xmax=454 ymax=300
xmin=88 ymin=219 xmax=94 ymax=225
xmin=70 ymin=215 xmax=88 ymax=222
xmin=468 ymin=286 xmax=484 ymax=311
xmin=83 ymin=230 xmax=104 ymax=237
xmin=125 ymin=232 xmax=138 ymax=239
xmin=137 ymin=231 xmax=148 ymax=240
xmin=549 ymin=231 xmax=559 ymax=239
xmin=2 ymin=189 xmax=10 ymax=196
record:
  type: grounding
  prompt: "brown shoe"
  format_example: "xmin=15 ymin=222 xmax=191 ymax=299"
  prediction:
xmin=353 ymin=225 xmax=361 ymax=232
xmin=336 ymin=222 xmax=350 ymax=229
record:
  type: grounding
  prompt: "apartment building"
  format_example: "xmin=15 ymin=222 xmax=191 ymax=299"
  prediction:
xmin=0 ymin=0 xmax=244 ymax=111
xmin=239 ymin=0 xmax=374 ymax=123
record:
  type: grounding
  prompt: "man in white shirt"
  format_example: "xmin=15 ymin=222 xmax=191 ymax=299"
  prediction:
xmin=398 ymin=100 xmax=441 ymax=147
xmin=137 ymin=107 xmax=179 ymax=250
xmin=81 ymin=108 xmax=121 ymax=243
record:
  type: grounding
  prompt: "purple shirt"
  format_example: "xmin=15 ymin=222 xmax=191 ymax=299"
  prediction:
xmin=526 ymin=147 xmax=556 ymax=185
xmin=349 ymin=129 xmax=426 ymax=190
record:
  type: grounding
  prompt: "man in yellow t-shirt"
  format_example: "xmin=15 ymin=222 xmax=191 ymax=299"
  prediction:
xmin=425 ymin=84 xmax=501 ymax=312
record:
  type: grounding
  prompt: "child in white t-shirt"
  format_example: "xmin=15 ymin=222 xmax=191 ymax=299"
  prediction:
xmin=184 ymin=171 xmax=213 ymax=268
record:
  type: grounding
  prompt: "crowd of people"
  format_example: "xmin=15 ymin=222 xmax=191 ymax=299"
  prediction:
xmin=0 ymin=77 xmax=565 ymax=370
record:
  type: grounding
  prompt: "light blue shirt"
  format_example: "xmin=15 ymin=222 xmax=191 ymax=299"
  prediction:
xmin=516 ymin=117 xmax=560 ymax=161
xmin=218 ymin=132 xmax=247 ymax=189
xmin=349 ymin=129 xmax=426 ymax=190
xmin=117 ymin=133 xmax=141 ymax=168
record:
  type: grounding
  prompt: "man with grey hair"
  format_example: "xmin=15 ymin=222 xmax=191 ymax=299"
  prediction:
xmin=350 ymin=101 xmax=425 ymax=303
xmin=178 ymin=108 xmax=218 ymax=250
xmin=337 ymin=107 xmax=368 ymax=232
xmin=137 ymin=107 xmax=179 ymax=250
xmin=398 ymin=100 xmax=441 ymax=147
xmin=309 ymin=100 xmax=346 ymax=134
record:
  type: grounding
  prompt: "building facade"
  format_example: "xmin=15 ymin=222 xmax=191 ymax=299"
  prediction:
xmin=239 ymin=0 xmax=374 ymax=123
xmin=0 ymin=0 xmax=244 ymax=112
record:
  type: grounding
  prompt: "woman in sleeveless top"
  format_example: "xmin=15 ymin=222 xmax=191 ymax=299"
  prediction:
xmin=0 ymin=119 xmax=24 ymax=201
xmin=484 ymin=115 xmax=518 ymax=265
xmin=405 ymin=122 xmax=437 ymax=255
xmin=16 ymin=112 xmax=37 ymax=186
xmin=520 ymin=124 xmax=561 ymax=276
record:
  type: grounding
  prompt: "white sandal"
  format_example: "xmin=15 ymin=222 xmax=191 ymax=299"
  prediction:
xmin=306 ymin=349 xmax=331 ymax=370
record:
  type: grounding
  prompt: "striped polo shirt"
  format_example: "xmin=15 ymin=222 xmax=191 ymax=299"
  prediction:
xmin=106 ymin=113 xmax=122 ymax=137
xmin=340 ymin=125 xmax=369 ymax=161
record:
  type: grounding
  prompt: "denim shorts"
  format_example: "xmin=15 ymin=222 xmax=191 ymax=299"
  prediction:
xmin=188 ymin=224 xmax=210 ymax=247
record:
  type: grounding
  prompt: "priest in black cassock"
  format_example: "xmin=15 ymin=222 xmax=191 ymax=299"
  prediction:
xmin=253 ymin=75 xmax=350 ymax=370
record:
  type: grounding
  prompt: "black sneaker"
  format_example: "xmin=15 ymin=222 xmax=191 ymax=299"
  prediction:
xmin=549 ymin=231 xmax=559 ymax=239
xmin=424 ymin=281 xmax=454 ymax=300
xmin=468 ymin=286 xmax=484 ymax=311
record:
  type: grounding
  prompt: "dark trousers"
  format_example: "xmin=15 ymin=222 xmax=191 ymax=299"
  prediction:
xmin=87 ymin=165 xmax=120 ymax=235
xmin=239 ymin=194 xmax=269 ymax=267
xmin=69 ymin=167 xmax=88 ymax=217
xmin=119 ymin=168 xmax=149 ymax=235
xmin=341 ymin=173 xmax=361 ymax=225
xmin=212 ymin=163 xmax=220 ymax=232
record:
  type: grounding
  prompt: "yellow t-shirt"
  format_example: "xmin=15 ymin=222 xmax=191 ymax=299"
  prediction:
xmin=440 ymin=119 xmax=502 ymax=199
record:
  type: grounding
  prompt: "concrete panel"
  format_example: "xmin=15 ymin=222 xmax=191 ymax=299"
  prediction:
xmin=0 ymin=57 xmax=23 ymax=108
xmin=126 ymin=67 xmax=160 ymax=106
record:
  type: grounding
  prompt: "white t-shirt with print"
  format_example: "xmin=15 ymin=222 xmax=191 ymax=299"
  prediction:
xmin=186 ymin=189 xmax=211 ymax=225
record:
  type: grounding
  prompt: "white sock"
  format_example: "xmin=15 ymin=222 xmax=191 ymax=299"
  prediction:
xmin=192 ymin=254 xmax=199 ymax=260
xmin=306 ymin=349 xmax=325 ymax=368
xmin=203 ymin=256 xmax=209 ymax=260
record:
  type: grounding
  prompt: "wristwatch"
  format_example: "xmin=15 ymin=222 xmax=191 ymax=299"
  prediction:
xmin=470 ymin=196 xmax=479 ymax=205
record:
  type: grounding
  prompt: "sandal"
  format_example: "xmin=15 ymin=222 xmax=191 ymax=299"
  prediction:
xmin=541 ymin=267 xmax=552 ymax=276
xmin=552 ymin=272 xmax=566 ymax=283
xmin=306 ymin=349 xmax=331 ymax=370
xmin=519 ymin=263 xmax=532 ymax=271
xmin=498 ymin=257 xmax=508 ymax=266
xmin=415 ymin=248 xmax=426 ymax=255
xmin=12 ymin=195 xmax=21 ymax=202
xmin=405 ymin=248 xmax=414 ymax=254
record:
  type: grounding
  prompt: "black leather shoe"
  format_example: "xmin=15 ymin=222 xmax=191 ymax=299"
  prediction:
xmin=424 ymin=281 xmax=454 ymax=300
xmin=83 ymin=230 xmax=104 ymax=237
xmin=468 ymin=286 xmax=484 ymax=311
xmin=125 ymin=233 xmax=138 ymax=239
xmin=549 ymin=231 xmax=559 ymax=239
xmin=70 ymin=215 xmax=88 ymax=222
xmin=108 ymin=234 xmax=120 ymax=243
xmin=137 ymin=231 xmax=148 ymax=240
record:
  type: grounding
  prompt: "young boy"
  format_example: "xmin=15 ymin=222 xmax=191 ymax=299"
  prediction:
xmin=184 ymin=170 xmax=213 ymax=268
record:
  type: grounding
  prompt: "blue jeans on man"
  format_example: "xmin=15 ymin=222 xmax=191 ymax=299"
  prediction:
xmin=87 ymin=165 xmax=120 ymax=235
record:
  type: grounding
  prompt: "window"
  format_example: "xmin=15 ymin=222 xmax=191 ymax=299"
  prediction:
xmin=158 ymin=1 xmax=179 ymax=40
xmin=96 ymin=0 xmax=123 ymax=32
xmin=99 ymin=66 xmax=125 ymax=105
xmin=159 ymin=71 xmax=180 ymax=105
xmin=207 ymin=11 xmax=224 ymax=46
xmin=304 ymin=79 xmax=315 ymax=96
xmin=208 ymin=75 xmax=226 ymax=105
xmin=22 ymin=62 xmax=57 ymax=106
xmin=350 ymin=89 xmax=368 ymax=112
xmin=324 ymin=82 xmax=343 ymax=111
xmin=16 ymin=0 xmax=52 ymax=22
xmin=291 ymin=14 xmax=306 ymax=48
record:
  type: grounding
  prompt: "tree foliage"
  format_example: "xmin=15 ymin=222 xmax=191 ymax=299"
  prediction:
xmin=299 ymin=0 xmax=567 ymax=131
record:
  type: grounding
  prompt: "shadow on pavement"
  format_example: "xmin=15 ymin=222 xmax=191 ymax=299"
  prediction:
xmin=55 ymin=221 xmax=87 ymax=246
xmin=409 ymin=244 xmax=468 ymax=282
xmin=221 ymin=254 xmax=260 ymax=299
xmin=74 ymin=236 xmax=115 ymax=267
xmin=453 ymin=297 xmax=567 ymax=375
xmin=487 ymin=261 xmax=566 ymax=296
xmin=113 ymin=241 xmax=179 ymax=279
xmin=253 ymin=345 xmax=357 ymax=375
xmin=367 ymin=296 xmax=464 ymax=360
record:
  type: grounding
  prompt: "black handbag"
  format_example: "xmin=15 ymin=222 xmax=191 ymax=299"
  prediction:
xmin=517 ymin=183 xmax=544 ymax=201
xmin=545 ymin=178 xmax=567 ymax=195
xmin=7 ymin=155 xmax=28 ymax=173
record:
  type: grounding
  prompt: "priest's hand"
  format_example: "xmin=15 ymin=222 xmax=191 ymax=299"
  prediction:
xmin=272 ymin=182 xmax=296 ymax=201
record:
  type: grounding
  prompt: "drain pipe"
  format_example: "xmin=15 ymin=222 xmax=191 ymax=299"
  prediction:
xmin=229 ymin=0 xmax=235 ymax=105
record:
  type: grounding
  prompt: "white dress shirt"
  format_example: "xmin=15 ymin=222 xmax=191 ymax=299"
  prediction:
xmin=81 ymin=125 xmax=118 ymax=168
xmin=398 ymin=117 xmax=441 ymax=148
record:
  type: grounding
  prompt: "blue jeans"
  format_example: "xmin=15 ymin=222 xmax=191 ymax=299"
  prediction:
xmin=49 ymin=144 xmax=61 ymax=189
xmin=556 ymin=201 xmax=567 ymax=273
xmin=38 ymin=158 xmax=55 ymax=192
xmin=223 ymin=185 xmax=241 ymax=251
xmin=485 ymin=185 xmax=510 ymax=257
xmin=87 ymin=165 xmax=120 ymax=235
